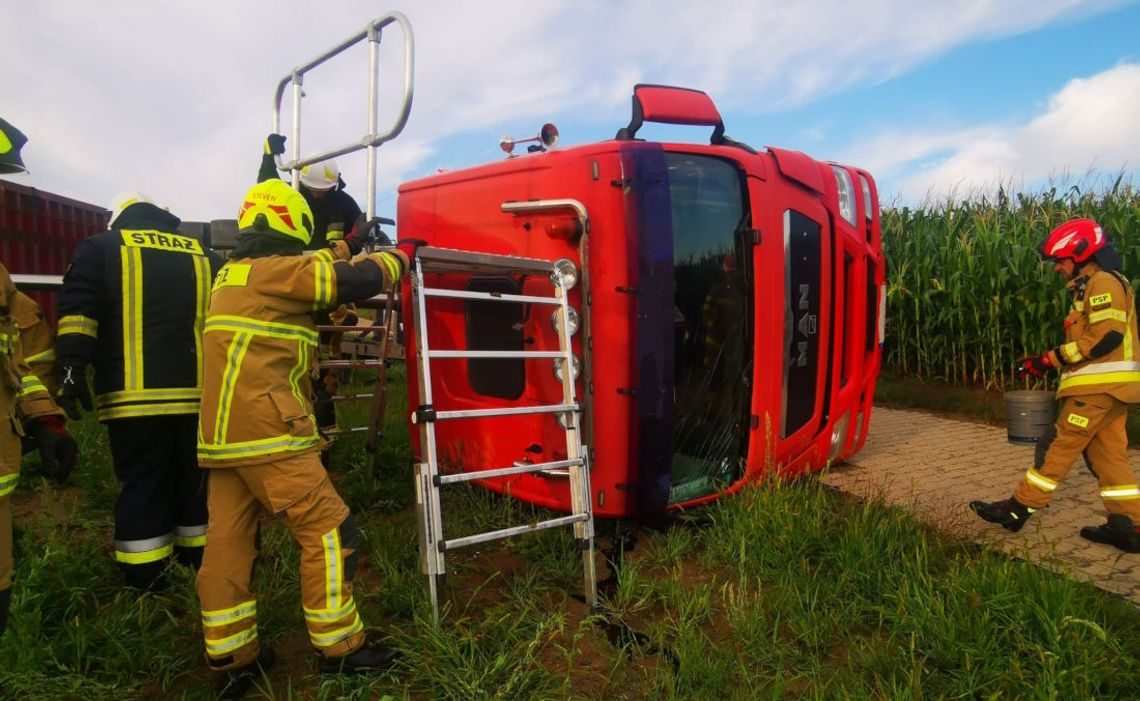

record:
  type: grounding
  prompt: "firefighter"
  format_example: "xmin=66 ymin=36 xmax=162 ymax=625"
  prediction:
xmin=2 ymin=262 xmax=78 ymax=636
xmin=258 ymin=133 xmax=363 ymax=249
xmin=971 ymin=218 xmax=1140 ymax=553
xmin=195 ymin=179 xmax=413 ymax=696
xmin=259 ymin=134 xmax=371 ymax=447
xmin=55 ymin=192 xmax=222 ymax=590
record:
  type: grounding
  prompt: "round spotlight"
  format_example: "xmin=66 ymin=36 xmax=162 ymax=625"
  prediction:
xmin=551 ymin=355 xmax=581 ymax=383
xmin=549 ymin=258 xmax=578 ymax=289
xmin=551 ymin=306 xmax=580 ymax=336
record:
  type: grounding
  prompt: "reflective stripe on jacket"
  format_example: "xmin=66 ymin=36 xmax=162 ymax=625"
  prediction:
xmin=1052 ymin=263 xmax=1140 ymax=403
xmin=197 ymin=243 xmax=407 ymax=467
xmin=56 ymin=204 xmax=222 ymax=421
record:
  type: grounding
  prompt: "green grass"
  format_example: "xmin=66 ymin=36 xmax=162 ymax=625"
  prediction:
xmin=4 ymin=365 xmax=1140 ymax=699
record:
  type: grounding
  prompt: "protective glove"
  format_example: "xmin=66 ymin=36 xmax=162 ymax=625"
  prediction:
xmin=347 ymin=215 xmax=394 ymax=249
xmin=396 ymin=239 xmax=428 ymax=271
xmin=1016 ymin=353 xmax=1054 ymax=380
xmin=264 ymin=133 xmax=287 ymax=156
xmin=28 ymin=415 xmax=79 ymax=484
xmin=337 ymin=236 xmax=364 ymax=257
xmin=54 ymin=359 xmax=93 ymax=420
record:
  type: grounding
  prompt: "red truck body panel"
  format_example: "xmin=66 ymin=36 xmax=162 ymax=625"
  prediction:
xmin=399 ymin=94 xmax=883 ymax=518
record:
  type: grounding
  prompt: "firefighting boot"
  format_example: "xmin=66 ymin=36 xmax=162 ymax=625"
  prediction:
xmin=317 ymin=638 xmax=400 ymax=675
xmin=213 ymin=646 xmax=275 ymax=701
xmin=969 ymin=498 xmax=1036 ymax=532
xmin=1079 ymin=514 xmax=1140 ymax=553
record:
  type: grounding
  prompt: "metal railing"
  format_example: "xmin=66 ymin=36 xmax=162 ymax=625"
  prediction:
xmin=271 ymin=12 xmax=415 ymax=220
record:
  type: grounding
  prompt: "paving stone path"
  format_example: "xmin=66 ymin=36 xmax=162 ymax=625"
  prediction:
xmin=820 ymin=407 xmax=1140 ymax=605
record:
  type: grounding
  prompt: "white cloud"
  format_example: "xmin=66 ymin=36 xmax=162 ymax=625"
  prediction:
xmin=0 ymin=0 xmax=1127 ymax=219
xmin=845 ymin=62 xmax=1140 ymax=204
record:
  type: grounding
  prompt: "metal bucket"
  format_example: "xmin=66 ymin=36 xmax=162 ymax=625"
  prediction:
xmin=1004 ymin=390 xmax=1056 ymax=445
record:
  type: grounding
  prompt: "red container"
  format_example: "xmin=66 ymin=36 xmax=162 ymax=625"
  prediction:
xmin=0 ymin=179 xmax=107 ymax=324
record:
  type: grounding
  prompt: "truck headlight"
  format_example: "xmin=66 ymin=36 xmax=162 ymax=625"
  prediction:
xmin=831 ymin=165 xmax=856 ymax=227
xmin=551 ymin=306 xmax=580 ymax=336
xmin=829 ymin=413 xmax=850 ymax=463
xmin=858 ymin=173 xmax=873 ymax=221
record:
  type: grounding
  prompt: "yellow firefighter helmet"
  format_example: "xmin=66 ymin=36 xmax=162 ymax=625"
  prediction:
xmin=237 ymin=179 xmax=314 ymax=245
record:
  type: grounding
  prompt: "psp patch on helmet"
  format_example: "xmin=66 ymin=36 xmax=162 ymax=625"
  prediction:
xmin=1089 ymin=293 xmax=1113 ymax=309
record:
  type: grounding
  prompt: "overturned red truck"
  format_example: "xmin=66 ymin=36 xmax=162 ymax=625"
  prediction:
xmin=399 ymin=85 xmax=884 ymax=518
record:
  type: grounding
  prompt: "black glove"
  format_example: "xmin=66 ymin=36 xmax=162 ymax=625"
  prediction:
xmin=348 ymin=215 xmax=394 ymax=250
xmin=54 ymin=359 xmax=93 ymax=420
xmin=264 ymin=133 xmax=286 ymax=156
xmin=28 ymin=416 xmax=79 ymax=484
xmin=396 ymin=239 xmax=428 ymax=271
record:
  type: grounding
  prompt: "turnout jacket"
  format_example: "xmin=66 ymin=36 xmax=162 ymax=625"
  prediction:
xmin=197 ymin=241 xmax=407 ymax=467
xmin=2 ymin=264 xmax=64 ymax=489
xmin=56 ymin=204 xmax=222 ymax=421
xmin=1046 ymin=262 xmax=1140 ymax=403
xmin=12 ymin=290 xmax=56 ymax=394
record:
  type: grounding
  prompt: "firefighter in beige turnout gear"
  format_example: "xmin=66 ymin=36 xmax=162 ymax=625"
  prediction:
xmin=972 ymin=218 xmax=1140 ymax=552
xmin=195 ymin=179 xmax=411 ymax=697
xmin=1 ymin=263 xmax=78 ymax=637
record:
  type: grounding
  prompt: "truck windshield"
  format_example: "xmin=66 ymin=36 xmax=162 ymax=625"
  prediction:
xmin=666 ymin=153 xmax=749 ymax=503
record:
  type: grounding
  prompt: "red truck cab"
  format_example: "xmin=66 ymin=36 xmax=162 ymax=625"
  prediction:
xmin=399 ymin=85 xmax=884 ymax=517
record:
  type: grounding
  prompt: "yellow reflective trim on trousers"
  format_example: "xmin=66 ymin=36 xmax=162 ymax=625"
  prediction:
xmin=1025 ymin=468 xmax=1058 ymax=492
xmin=323 ymin=527 xmax=343 ymax=609
xmin=1088 ymin=309 xmax=1127 ymax=324
xmin=121 ymin=246 xmax=145 ymax=390
xmin=213 ymin=332 xmax=252 ymax=444
xmin=202 ymin=600 xmax=257 ymax=627
xmin=309 ymin=613 xmax=363 ymax=648
xmin=1101 ymin=485 xmax=1140 ymax=500
xmin=25 ymin=348 xmax=55 ymax=364
xmin=205 ymin=315 xmax=319 ymax=345
xmin=304 ymin=598 xmax=357 ymax=623
xmin=0 ymin=472 xmax=20 ymax=497
xmin=193 ymin=254 xmax=212 ymax=389
xmin=197 ymin=433 xmax=320 ymax=460
xmin=173 ymin=524 xmax=208 ymax=548
xmin=205 ymin=626 xmax=258 ymax=657
xmin=17 ymin=375 xmax=47 ymax=397
xmin=0 ymin=333 xmax=13 ymax=353
xmin=98 ymin=402 xmax=200 ymax=421
xmin=114 ymin=543 xmax=173 ymax=565
xmin=58 ymin=314 xmax=98 ymax=338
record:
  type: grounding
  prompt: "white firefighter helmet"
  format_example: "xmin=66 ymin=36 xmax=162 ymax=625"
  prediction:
xmin=107 ymin=190 xmax=155 ymax=229
xmin=299 ymin=159 xmax=340 ymax=191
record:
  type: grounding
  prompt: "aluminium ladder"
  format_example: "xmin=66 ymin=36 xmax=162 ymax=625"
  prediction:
xmin=408 ymin=246 xmax=597 ymax=625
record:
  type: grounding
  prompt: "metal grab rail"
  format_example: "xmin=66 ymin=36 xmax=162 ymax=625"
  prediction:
xmin=272 ymin=11 xmax=415 ymax=220
xmin=10 ymin=274 xmax=63 ymax=291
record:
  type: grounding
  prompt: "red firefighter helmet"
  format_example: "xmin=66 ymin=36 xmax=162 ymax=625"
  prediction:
xmin=1039 ymin=218 xmax=1106 ymax=263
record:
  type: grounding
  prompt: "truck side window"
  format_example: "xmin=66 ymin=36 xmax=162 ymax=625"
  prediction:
xmin=465 ymin=277 xmax=525 ymax=399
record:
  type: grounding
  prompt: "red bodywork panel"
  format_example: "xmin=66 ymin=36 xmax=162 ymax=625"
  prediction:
xmin=399 ymin=100 xmax=883 ymax=518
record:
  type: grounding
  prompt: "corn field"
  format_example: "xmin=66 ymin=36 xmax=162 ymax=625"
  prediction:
xmin=883 ymin=176 xmax=1140 ymax=388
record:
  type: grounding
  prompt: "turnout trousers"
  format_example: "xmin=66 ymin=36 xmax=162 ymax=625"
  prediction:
xmin=1015 ymin=393 xmax=1140 ymax=518
xmin=1 ymin=414 xmax=19 ymax=634
xmin=107 ymin=414 xmax=208 ymax=589
xmin=196 ymin=451 xmax=366 ymax=670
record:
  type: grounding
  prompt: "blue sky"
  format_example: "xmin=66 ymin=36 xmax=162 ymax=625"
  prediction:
xmin=3 ymin=0 xmax=1138 ymax=220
